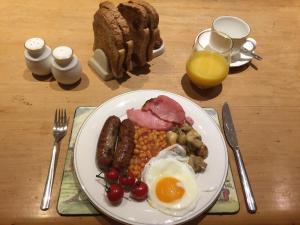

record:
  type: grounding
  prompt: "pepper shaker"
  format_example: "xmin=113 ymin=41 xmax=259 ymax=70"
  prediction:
xmin=24 ymin=37 xmax=53 ymax=76
xmin=51 ymin=46 xmax=82 ymax=85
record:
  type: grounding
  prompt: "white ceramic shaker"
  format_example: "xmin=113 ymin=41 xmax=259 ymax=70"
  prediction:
xmin=51 ymin=46 xmax=82 ymax=85
xmin=24 ymin=37 xmax=53 ymax=76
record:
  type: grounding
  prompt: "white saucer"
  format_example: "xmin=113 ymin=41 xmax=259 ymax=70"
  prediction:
xmin=230 ymin=51 xmax=252 ymax=67
xmin=194 ymin=29 xmax=256 ymax=68
xmin=230 ymin=38 xmax=256 ymax=67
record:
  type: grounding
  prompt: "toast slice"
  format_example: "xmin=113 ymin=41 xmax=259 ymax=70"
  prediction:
xmin=130 ymin=0 xmax=159 ymax=29
xmin=119 ymin=1 xmax=162 ymax=64
xmin=101 ymin=1 xmax=133 ymax=71
xmin=118 ymin=2 xmax=150 ymax=67
xmin=131 ymin=0 xmax=160 ymax=61
xmin=93 ymin=1 xmax=132 ymax=78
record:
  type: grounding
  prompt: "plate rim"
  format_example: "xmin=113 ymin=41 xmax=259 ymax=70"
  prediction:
xmin=73 ymin=89 xmax=228 ymax=225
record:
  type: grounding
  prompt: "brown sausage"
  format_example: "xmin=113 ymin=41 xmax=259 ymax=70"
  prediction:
xmin=96 ymin=115 xmax=121 ymax=170
xmin=113 ymin=119 xmax=135 ymax=171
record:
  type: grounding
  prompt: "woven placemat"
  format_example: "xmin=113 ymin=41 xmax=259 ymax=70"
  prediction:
xmin=57 ymin=107 xmax=239 ymax=215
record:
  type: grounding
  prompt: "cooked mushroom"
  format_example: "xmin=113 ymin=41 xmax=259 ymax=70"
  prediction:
xmin=185 ymin=129 xmax=202 ymax=154
xmin=197 ymin=144 xmax=208 ymax=159
xmin=193 ymin=139 xmax=203 ymax=148
xmin=188 ymin=154 xmax=207 ymax=173
xmin=167 ymin=131 xmax=178 ymax=145
xmin=186 ymin=129 xmax=201 ymax=142
xmin=177 ymin=131 xmax=187 ymax=145
xmin=181 ymin=122 xmax=193 ymax=132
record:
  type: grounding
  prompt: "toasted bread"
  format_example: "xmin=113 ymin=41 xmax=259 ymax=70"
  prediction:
xmin=93 ymin=0 xmax=162 ymax=78
xmin=118 ymin=2 xmax=150 ymax=67
xmin=130 ymin=0 xmax=160 ymax=60
xmin=93 ymin=1 xmax=132 ymax=78
xmin=119 ymin=1 xmax=162 ymax=63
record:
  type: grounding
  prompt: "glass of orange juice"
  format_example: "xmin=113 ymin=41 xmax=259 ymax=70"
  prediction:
xmin=186 ymin=30 xmax=233 ymax=89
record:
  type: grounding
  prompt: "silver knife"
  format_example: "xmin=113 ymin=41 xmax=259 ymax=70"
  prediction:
xmin=222 ymin=102 xmax=257 ymax=213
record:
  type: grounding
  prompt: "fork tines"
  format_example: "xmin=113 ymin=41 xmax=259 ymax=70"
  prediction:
xmin=54 ymin=109 xmax=67 ymax=127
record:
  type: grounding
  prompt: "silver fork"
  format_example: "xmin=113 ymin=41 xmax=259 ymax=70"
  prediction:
xmin=40 ymin=109 xmax=68 ymax=210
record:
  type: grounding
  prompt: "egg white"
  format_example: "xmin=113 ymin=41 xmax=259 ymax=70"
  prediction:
xmin=143 ymin=156 xmax=199 ymax=216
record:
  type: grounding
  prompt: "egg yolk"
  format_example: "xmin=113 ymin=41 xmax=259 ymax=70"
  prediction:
xmin=156 ymin=177 xmax=185 ymax=203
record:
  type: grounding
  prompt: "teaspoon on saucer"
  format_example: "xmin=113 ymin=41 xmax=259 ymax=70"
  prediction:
xmin=240 ymin=46 xmax=263 ymax=60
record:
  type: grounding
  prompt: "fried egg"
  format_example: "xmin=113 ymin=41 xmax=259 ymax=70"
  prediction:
xmin=142 ymin=146 xmax=199 ymax=216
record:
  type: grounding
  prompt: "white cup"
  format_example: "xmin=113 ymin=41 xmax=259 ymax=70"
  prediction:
xmin=212 ymin=16 xmax=255 ymax=57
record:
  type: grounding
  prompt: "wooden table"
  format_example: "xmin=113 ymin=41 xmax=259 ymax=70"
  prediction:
xmin=0 ymin=0 xmax=299 ymax=224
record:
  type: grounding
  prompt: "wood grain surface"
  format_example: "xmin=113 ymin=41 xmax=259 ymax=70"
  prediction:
xmin=0 ymin=0 xmax=299 ymax=224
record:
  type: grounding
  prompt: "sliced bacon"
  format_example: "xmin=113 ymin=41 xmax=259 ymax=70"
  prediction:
xmin=142 ymin=95 xmax=186 ymax=125
xmin=127 ymin=109 xmax=174 ymax=131
xmin=185 ymin=116 xmax=194 ymax=125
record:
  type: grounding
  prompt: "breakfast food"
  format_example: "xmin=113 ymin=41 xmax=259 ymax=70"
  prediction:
xmin=96 ymin=95 xmax=208 ymax=174
xmin=96 ymin=166 xmax=148 ymax=204
xmin=119 ymin=171 xmax=136 ymax=191
xmin=130 ymin=180 xmax=148 ymax=200
xmin=130 ymin=0 xmax=160 ymax=61
xmin=104 ymin=167 xmax=120 ymax=184
xmin=127 ymin=109 xmax=174 ymax=130
xmin=129 ymin=126 xmax=168 ymax=178
xmin=93 ymin=0 xmax=162 ymax=78
xmin=96 ymin=115 xmax=121 ymax=170
xmin=142 ymin=149 xmax=199 ymax=216
xmin=118 ymin=1 xmax=149 ymax=67
xmin=127 ymin=95 xmax=193 ymax=131
xmin=142 ymin=95 xmax=186 ymax=124
xmin=106 ymin=183 xmax=124 ymax=205
xmin=93 ymin=1 xmax=133 ymax=78
xmin=167 ymin=123 xmax=208 ymax=172
xmin=113 ymin=119 xmax=136 ymax=170
xmin=118 ymin=0 xmax=160 ymax=65
xmin=96 ymin=116 xmax=135 ymax=171
xmin=95 ymin=95 xmax=210 ymax=214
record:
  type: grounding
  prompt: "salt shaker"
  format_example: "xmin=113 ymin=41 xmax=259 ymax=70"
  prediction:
xmin=51 ymin=46 xmax=82 ymax=85
xmin=24 ymin=37 xmax=53 ymax=76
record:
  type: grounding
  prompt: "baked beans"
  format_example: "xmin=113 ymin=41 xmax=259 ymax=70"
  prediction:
xmin=129 ymin=126 xmax=169 ymax=178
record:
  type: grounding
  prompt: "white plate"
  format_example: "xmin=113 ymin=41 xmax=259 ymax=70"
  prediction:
xmin=74 ymin=90 xmax=228 ymax=225
xmin=194 ymin=28 xmax=256 ymax=68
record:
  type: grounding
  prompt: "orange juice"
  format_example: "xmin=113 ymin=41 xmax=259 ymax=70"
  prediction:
xmin=186 ymin=51 xmax=229 ymax=88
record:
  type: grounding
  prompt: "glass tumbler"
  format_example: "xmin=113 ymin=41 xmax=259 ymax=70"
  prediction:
xmin=186 ymin=30 xmax=232 ymax=89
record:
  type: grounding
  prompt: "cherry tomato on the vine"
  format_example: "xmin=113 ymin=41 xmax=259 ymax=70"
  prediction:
xmin=119 ymin=171 xmax=136 ymax=191
xmin=130 ymin=181 xmax=148 ymax=200
xmin=105 ymin=167 xmax=119 ymax=184
xmin=106 ymin=184 xmax=124 ymax=204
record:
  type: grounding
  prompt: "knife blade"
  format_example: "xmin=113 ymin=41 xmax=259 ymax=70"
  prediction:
xmin=222 ymin=102 xmax=257 ymax=213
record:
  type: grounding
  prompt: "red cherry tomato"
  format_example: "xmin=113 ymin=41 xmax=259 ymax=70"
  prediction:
xmin=106 ymin=184 xmax=124 ymax=204
xmin=119 ymin=171 xmax=136 ymax=191
xmin=105 ymin=168 xmax=119 ymax=184
xmin=130 ymin=181 xmax=148 ymax=200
